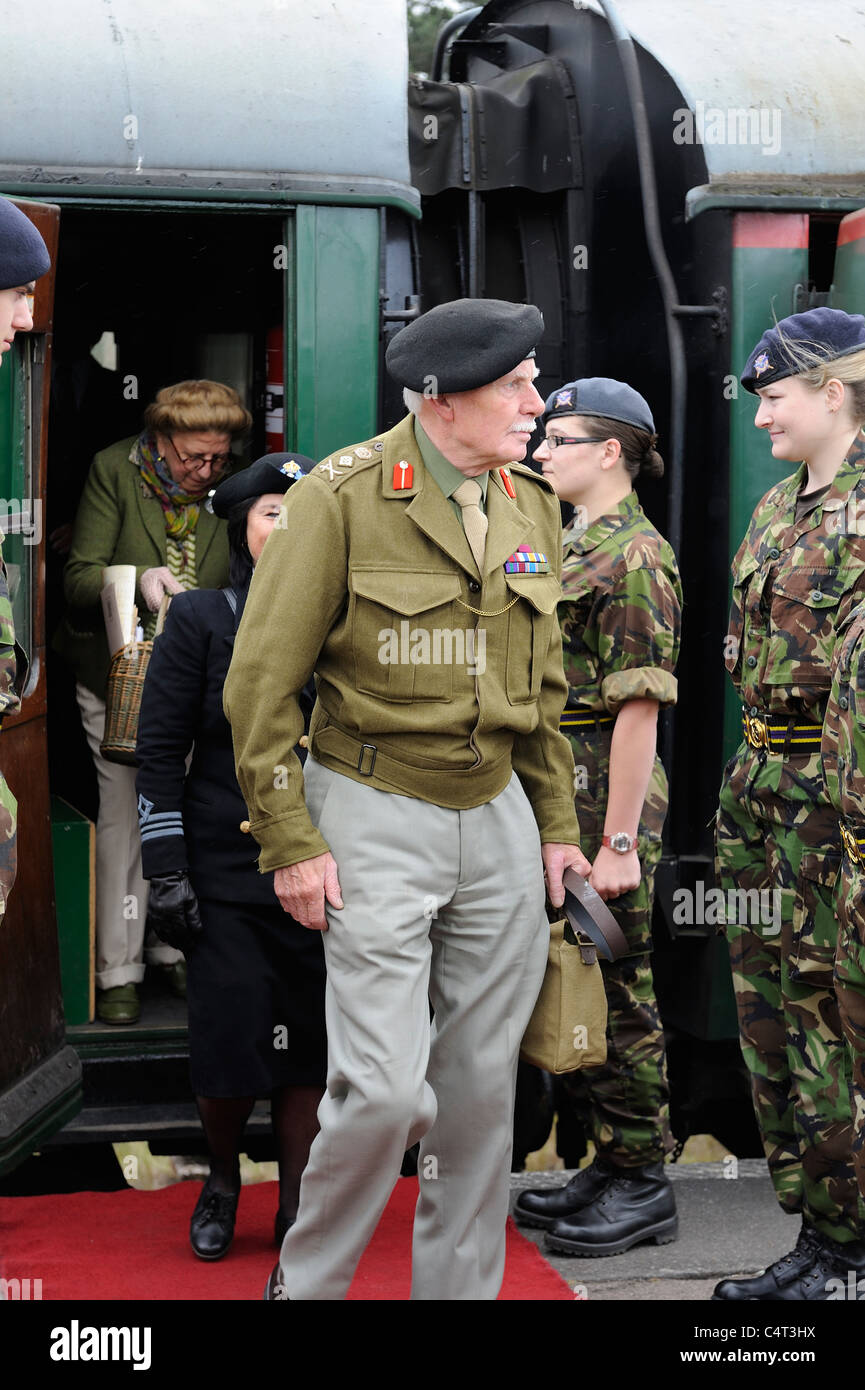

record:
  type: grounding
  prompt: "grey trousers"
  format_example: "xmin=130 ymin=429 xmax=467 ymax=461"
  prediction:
xmin=275 ymin=758 xmax=548 ymax=1301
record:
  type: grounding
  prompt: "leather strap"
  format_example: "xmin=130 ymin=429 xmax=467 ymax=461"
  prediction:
xmin=561 ymin=867 xmax=630 ymax=961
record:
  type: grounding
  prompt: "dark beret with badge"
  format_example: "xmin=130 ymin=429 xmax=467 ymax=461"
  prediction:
xmin=543 ymin=377 xmax=655 ymax=433
xmin=0 ymin=196 xmax=51 ymax=291
xmin=740 ymin=307 xmax=865 ymax=394
xmin=210 ymin=451 xmax=314 ymax=517
xmin=385 ymin=296 xmax=543 ymax=393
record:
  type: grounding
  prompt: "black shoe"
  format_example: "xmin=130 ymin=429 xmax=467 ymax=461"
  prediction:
xmin=189 ymin=1181 xmax=239 ymax=1260
xmin=264 ymin=1263 xmax=290 ymax=1300
xmin=513 ymin=1158 xmax=615 ymax=1231
xmin=274 ymin=1210 xmax=296 ymax=1247
xmin=762 ymin=1234 xmax=865 ymax=1302
xmin=544 ymin=1162 xmax=678 ymax=1256
xmin=712 ymin=1221 xmax=822 ymax=1300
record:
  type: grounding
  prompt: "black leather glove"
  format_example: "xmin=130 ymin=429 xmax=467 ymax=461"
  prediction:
xmin=146 ymin=871 xmax=203 ymax=955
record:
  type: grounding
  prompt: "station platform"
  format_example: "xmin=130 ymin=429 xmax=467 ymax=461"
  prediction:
xmin=510 ymin=1159 xmax=795 ymax=1302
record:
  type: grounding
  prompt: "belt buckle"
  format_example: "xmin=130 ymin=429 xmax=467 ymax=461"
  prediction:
xmin=357 ymin=743 xmax=377 ymax=776
xmin=841 ymin=822 xmax=862 ymax=867
xmin=743 ymin=712 xmax=770 ymax=751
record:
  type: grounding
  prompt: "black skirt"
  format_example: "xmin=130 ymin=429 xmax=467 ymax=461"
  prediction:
xmin=186 ymin=896 xmax=327 ymax=1097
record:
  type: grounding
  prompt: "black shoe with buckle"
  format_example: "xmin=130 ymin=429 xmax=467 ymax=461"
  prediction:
xmin=263 ymin=1263 xmax=290 ymax=1300
xmin=712 ymin=1221 xmax=821 ymax=1300
xmin=544 ymin=1162 xmax=678 ymax=1257
xmin=189 ymin=1181 xmax=239 ymax=1261
xmin=513 ymin=1157 xmax=615 ymax=1231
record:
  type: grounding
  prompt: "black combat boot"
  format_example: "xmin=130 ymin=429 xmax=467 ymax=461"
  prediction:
xmin=761 ymin=1233 xmax=865 ymax=1301
xmin=513 ymin=1157 xmax=615 ymax=1231
xmin=544 ymin=1161 xmax=677 ymax=1256
xmin=712 ymin=1220 xmax=821 ymax=1300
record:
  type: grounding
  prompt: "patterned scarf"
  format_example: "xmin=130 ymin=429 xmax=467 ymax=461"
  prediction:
xmin=131 ymin=433 xmax=209 ymax=541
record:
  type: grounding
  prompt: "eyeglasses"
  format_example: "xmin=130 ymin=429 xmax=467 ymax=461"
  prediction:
xmin=170 ymin=441 xmax=233 ymax=473
xmin=543 ymin=435 xmax=601 ymax=449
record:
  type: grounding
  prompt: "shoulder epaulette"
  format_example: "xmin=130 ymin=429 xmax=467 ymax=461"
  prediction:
xmin=313 ymin=439 xmax=385 ymax=490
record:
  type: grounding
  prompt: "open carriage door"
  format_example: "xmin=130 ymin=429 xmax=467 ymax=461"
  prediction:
xmin=0 ymin=198 xmax=82 ymax=1176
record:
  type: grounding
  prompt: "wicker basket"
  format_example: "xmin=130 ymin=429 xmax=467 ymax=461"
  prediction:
xmin=100 ymin=595 xmax=170 ymax=766
xmin=100 ymin=639 xmax=154 ymax=765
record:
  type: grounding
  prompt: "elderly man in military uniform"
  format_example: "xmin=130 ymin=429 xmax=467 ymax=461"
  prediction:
xmin=224 ymin=298 xmax=589 ymax=1301
xmin=0 ymin=198 xmax=51 ymax=917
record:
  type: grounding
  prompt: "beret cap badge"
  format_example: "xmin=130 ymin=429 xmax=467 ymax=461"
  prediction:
xmin=754 ymin=352 xmax=772 ymax=377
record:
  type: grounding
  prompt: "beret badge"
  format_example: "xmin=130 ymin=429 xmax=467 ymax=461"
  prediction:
xmin=754 ymin=351 xmax=772 ymax=377
xmin=280 ymin=459 xmax=304 ymax=479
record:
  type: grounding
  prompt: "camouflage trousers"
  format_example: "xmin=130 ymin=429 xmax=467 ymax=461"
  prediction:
xmin=716 ymin=747 xmax=863 ymax=1243
xmin=558 ymin=731 xmax=673 ymax=1169
xmin=835 ymin=858 xmax=865 ymax=1205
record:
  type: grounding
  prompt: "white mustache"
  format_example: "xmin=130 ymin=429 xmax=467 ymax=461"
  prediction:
xmin=508 ymin=419 xmax=537 ymax=433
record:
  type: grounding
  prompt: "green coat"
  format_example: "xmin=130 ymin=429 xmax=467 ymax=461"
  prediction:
xmin=57 ymin=436 xmax=231 ymax=697
xmin=224 ymin=414 xmax=581 ymax=871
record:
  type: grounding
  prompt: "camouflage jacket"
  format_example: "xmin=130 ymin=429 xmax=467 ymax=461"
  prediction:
xmin=725 ymin=445 xmax=865 ymax=720
xmin=0 ymin=544 xmax=19 ymax=915
xmin=822 ymin=599 xmax=865 ymax=826
xmin=559 ymin=490 xmax=681 ymax=714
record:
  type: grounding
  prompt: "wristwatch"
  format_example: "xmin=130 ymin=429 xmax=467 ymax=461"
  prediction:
xmin=602 ymin=832 xmax=636 ymax=854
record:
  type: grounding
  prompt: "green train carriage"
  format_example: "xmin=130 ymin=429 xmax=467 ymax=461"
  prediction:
xmin=3 ymin=0 xmax=865 ymax=1179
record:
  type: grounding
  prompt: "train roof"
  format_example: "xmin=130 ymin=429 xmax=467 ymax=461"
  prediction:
xmin=0 ymin=0 xmax=418 ymax=212
xmin=579 ymin=0 xmax=865 ymax=213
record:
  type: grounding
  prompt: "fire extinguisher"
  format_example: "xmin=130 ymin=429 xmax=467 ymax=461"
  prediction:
xmin=265 ymin=325 xmax=284 ymax=451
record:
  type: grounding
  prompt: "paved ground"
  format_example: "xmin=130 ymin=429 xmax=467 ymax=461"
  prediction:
xmin=510 ymin=1160 xmax=794 ymax=1301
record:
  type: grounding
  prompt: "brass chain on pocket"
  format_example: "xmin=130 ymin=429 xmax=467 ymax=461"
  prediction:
xmin=455 ymin=594 xmax=520 ymax=618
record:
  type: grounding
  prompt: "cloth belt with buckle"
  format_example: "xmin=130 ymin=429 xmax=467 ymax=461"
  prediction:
xmin=560 ymin=711 xmax=615 ymax=733
xmin=840 ymin=822 xmax=865 ymax=869
xmin=741 ymin=710 xmax=822 ymax=753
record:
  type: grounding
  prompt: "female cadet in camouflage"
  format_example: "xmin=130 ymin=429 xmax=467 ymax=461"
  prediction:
xmin=515 ymin=378 xmax=682 ymax=1256
xmin=822 ymin=599 xmax=865 ymax=1214
xmin=714 ymin=308 xmax=865 ymax=1301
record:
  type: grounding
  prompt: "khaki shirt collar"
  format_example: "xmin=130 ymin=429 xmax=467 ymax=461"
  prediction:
xmin=413 ymin=418 xmax=489 ymax=507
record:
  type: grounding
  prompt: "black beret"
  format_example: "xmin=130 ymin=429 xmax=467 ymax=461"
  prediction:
xmin=209 ymin=452 xmax=313 ymax=518
xmin=385 ymin=297 xmax=543 ymax=393
xmin=741 ymin=308 xmax=865 ymax=394
xmin=543 ymin=377 xmax=655 ymax=433
xmin=0 ymin=197 xmax=51 ymax=291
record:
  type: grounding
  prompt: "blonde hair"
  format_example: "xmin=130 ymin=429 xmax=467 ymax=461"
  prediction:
xmin=772 ymin=328 xmax=865 ymax=426
xmin=143 ymin=380 xmax=252 ymax=438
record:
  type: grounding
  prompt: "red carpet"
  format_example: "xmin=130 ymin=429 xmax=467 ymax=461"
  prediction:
xmin=0 ymin=1176 xmax=573 ymax=1300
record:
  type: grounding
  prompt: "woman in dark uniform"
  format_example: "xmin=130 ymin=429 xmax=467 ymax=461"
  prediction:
xmin=135 ymin=452 xmax=326 ymax=1260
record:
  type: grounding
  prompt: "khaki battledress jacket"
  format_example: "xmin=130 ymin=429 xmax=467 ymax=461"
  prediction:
xmin=224 ymin=414 xmax=581 ymax=870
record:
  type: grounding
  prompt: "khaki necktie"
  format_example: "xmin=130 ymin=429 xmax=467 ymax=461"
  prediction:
xmin=453 ymin=478 xmax=488 ymax=575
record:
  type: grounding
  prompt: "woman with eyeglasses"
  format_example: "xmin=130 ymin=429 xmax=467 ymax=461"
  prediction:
xmin=58 ymin=380 xmax=251 ymax=1023
xmin=514 ymin=378 xmax=682 ymax=1258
